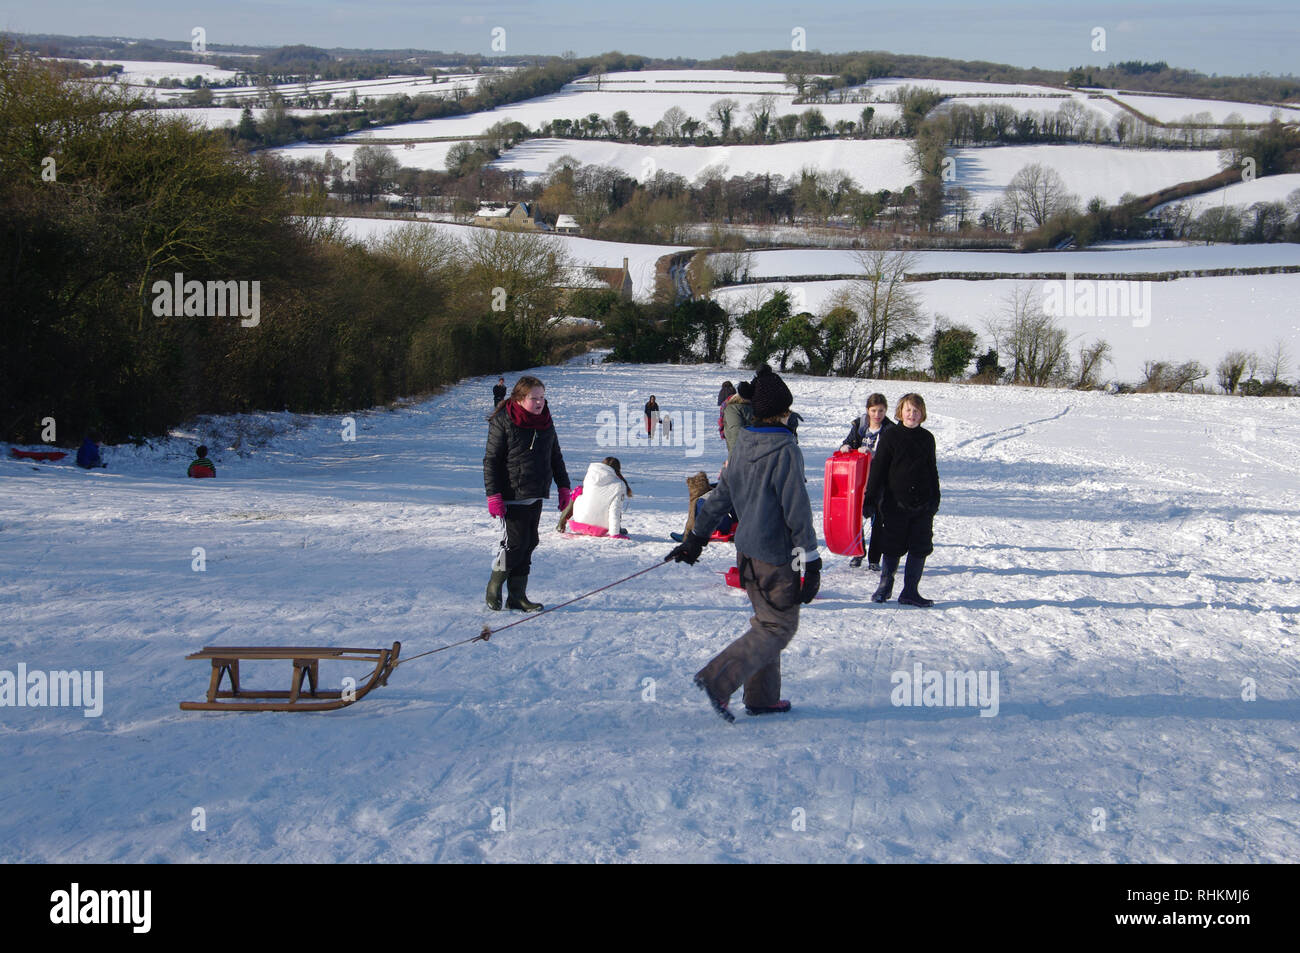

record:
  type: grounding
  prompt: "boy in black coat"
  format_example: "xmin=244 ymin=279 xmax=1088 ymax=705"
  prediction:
xmin=862 ymin=393 xmax=940 ymax=607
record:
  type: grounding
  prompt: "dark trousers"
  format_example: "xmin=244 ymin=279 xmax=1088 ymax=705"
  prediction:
xmin=493 ymin=500 xmax=543 ymax=575
xmin=695 ymin=554 xmax=800 ymax=708
xmin=866 ymin=510 xmax=884 ymax=564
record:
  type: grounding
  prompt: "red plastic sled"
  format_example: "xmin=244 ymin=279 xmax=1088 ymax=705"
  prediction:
xmin=823 ymin=451 xmax=870 ymax=556
xmin=11 ymin=448 xmax=67 ymax=462
xmin=189 ymin=465 xmax=215 ymax=478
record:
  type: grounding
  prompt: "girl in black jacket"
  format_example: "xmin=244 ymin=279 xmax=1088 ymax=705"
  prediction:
xmin=862 ymin=393 xmax=940 ymax=607
xmin=483 ymin=375 xmax=571 ymax=612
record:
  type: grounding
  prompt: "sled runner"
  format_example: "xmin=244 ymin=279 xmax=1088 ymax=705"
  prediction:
xmin=179 ymin=642 xmax=400 ymax=712
xmin=10 ymin=448 xmax=67 ymax=462
xmin=822 ymin=451 xmax=869 ymax=557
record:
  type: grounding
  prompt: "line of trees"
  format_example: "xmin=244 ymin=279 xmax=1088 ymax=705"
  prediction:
xmin=1 ymin=45 xmax=593 ymax=444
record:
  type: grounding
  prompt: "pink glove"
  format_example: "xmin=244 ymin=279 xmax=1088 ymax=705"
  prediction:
xmin=557 ymin=486 xmax=573 ymax=510
xmin=487 ymin=494 xmax=506 ymax=518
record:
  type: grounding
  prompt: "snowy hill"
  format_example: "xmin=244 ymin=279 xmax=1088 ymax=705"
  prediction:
xmin=2 ymin=359 xmax=1298 ymax=862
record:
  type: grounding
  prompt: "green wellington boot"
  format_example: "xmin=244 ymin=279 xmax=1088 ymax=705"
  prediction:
xmin=505 ymin=573 xmax=543 ymax=612
xmin=485 ymin=570 xmax=509 ymax=611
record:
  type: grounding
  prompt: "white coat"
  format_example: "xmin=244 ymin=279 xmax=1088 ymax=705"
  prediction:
xmin=569 ymin=462 xmax=629 ymax=535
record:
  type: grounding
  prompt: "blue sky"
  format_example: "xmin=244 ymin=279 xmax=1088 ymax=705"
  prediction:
xmin=1 ymin=1 xmax=1296 ymax=76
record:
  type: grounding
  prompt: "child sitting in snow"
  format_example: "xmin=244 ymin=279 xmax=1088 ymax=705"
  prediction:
xmin=76 ymin=432 xmax=106 ymax=469
xmin=187 ymin=446 xmax=216 ymax=478
xmin=560 ymin=457 xmax=633 ymax=538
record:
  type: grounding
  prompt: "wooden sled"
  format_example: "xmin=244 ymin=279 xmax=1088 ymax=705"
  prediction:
xmin=179 ymin=642 xmax=400 ymax=712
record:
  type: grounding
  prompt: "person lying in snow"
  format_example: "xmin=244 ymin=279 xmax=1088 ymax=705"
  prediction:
xmin=558 ymin=457 xmax=632 ymax=537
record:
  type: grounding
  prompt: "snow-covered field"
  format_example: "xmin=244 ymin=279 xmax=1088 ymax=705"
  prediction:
xmin=951 ymin=145 xmax=1224 ymax=211
xmin=715 ymin=270 xmax=1300 ymax=383
xmin=490 ymin=138 xmax=916 ymax=189
xmin=1109 ymin=92 xmax=1300 ymax=126
xmin=1154 ymin=174 xmax=1300 ymax=214
xmin=2 ymin=359 xmax=1298 ymax=862
xmin=726 ymin=242 xmax=1300 ymax=280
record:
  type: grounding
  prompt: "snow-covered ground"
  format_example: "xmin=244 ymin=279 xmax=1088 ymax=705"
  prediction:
xmin=1153 ymin=174 xmax=1300 ymax=215
xmin=490 ymin=138 xmax=916 ymax=189
xmin=2 ymin=360 xmax=1297 ymax=862
xmin=715 ymin=270 xmax=1300 ymax=383
xmin=726 ymin=242 xmax=1300 ymax=279
xmin=951 ymin=145 xmax=1224 ymax=212
xmin=1108 ymin=92 xmax=1300 ymax=126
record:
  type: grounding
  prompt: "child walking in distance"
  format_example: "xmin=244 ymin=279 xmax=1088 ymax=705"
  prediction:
xmin=838 ymin=393 xmax=894 ymax=568
xmin=666 ymin=365 xmax=821 ymax=723
xmin=862 ymin=393 xmax=940 ymax=607
xmin=483 ymin=376 xmax=572 ymax=611
xmin=642 ymin=395 xmax=660 ymax=434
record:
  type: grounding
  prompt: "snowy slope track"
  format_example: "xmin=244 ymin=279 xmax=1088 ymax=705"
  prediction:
xmin=1 ymin=361 xmax=1298 ymax=862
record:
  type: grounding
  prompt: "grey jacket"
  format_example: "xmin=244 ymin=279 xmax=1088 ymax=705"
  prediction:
xmin=722 ymin=396 xmax=754 ymax=456
xmin=693 ymin=424 xmax=820 ymax=567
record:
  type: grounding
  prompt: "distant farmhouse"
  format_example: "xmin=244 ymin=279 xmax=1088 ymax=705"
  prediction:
xmin=473 ymin=201 xmax=546 ymax=230
xmin=586 ymin=257 xmax=633 ymax=300
xmin=555 ymin=214 xmax=581 ymax=235
xmin=558 ymin=257 xmax=635 ymax=304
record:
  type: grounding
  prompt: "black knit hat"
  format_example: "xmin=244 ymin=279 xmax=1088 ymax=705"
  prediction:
xmin=750 ymin=364 xmax=793 ymax=419
xmin=736 ymin=380 xmax=753 ymax=400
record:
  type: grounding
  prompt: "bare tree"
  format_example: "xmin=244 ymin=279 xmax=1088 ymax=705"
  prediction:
xmin=1262 ymin=337 xmax=1292 ymax=385
xmin=1002 ymin=162 xmax=1078 ymax=228
xmin=1216 ymin=350 xmax=1251 ymax=394
xmin=746 ymin=94 xmax=778 ymax=142
xmin=1074 ymin=338 xmax=1112 ymax=389
xmin=657 ymin=106 xmax=688 ymax=141
xmin=986 ymin=284 xmax=1071 ymax=385
xmin=709 ymin=98 xmax=740 ymax=141
xmin=850 ymin=248 xmax=926 ymax=377
xmin=1139 ymin=360 xmax=1209 ymax=393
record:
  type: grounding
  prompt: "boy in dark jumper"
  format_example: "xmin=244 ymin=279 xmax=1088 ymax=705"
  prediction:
xmin=187 ymin=446 xmax=216 ymax=478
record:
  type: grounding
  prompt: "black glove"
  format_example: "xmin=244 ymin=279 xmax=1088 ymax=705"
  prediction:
xmin=665 ymin=533 xmax=707 ymax=565
xmin=799 ymin=557 xmax=822 ymax=604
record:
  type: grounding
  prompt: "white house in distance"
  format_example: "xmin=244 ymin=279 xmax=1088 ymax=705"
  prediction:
xmin=555 ymin=214 xmax=580 ymax=235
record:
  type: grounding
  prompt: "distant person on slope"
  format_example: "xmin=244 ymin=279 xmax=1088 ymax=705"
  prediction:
xmin=862 ymin=393 xmax=940 ymax=607
xmin=716 ymin=381 xmax=736 ymax=439
xmin=76 ymin=432 xmax=106 ymax=469
xmin=493 ymin=377 xmax=507 ymax=406
xmin=483 ymin=375 xmax=572 ymax=612
xmin=665 ymin=364 xmax=821 ymax=722
xmin=559 ymin=457 xmax=633 ymax=538
xmin=644 ymin=396 xmax=659 ymax=437
xmin=838 ymin=393 xmax=895 ymax=569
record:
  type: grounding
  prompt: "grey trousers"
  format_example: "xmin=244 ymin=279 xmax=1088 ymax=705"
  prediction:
xmin=695 ymin=553 xmax=801 ymax=708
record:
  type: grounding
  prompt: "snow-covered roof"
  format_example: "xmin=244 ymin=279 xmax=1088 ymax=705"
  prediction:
xmin=556 ymin=214 xmax=580 ymax=230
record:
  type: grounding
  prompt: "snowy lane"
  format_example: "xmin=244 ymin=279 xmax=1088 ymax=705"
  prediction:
xmin=1 ymin=362 xmax=1298 ymax=862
